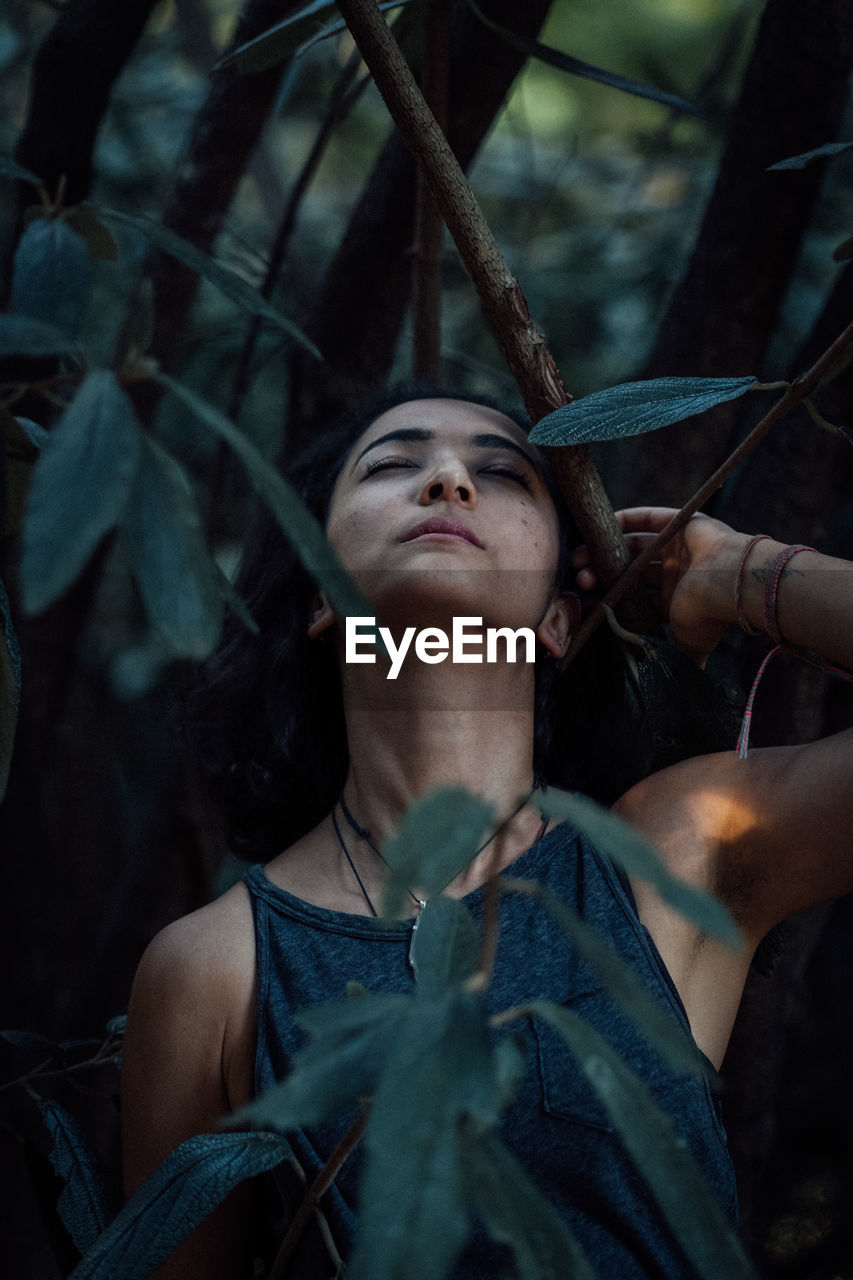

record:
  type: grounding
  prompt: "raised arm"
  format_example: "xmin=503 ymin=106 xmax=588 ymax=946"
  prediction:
xmin=588 ymin=512 xmax=853 ymax=1062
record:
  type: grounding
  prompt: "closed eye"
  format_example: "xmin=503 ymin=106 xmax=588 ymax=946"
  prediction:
xmin=362 ymin=456 xmax=417 ymax=476
xmin=479 ymin=464 xmax=532 ymax=489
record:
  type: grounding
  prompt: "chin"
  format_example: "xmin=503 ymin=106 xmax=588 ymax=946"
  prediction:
xmin=351 ymin=566 xmax=551 ymax=634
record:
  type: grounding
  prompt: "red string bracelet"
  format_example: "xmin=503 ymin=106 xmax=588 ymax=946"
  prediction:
xmin=737 ymin=544 xmax=853 ymax=757
xmin=734 ymin=534 xmax=771 ymax=635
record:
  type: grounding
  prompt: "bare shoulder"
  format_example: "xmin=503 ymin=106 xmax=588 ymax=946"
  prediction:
xmin=136 ymin=879 xmax=256 ymax=997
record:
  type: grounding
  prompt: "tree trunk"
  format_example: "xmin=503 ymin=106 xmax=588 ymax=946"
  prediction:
xmin=614 ymin=0 xmax=853 ymax=509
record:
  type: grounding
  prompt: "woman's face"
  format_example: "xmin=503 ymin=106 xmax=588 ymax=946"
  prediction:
xmin=318 ymin=398 xmax=571 ymax=649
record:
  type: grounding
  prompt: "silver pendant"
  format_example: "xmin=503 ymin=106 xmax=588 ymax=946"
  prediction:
xmin=407 ymin=899 xmax=428 ymax=970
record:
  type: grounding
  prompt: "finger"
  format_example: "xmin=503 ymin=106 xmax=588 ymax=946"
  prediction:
xmin=614 ymin=506 xmax=682 ymax=533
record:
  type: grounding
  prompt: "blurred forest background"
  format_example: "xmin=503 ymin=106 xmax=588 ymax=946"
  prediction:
xmin=1 ymin=0 xmax=853 ymax=1275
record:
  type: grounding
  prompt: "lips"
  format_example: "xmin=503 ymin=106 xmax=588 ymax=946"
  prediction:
xmin=402 ymin=517 xmax=485 ymax=548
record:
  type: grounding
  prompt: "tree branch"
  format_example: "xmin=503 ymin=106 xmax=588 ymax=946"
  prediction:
xmin=289 ymin=0 xmax=558 ymax=437
xmin=567 ymin=317 xmax=853 ymax=662
xmin=335 ymin=0 xmax=628 ymax=585
xmin=268 ymin=1105 xmax=369 ymax=1280
xmin=412 ymin=0 xmax=450 ymax=381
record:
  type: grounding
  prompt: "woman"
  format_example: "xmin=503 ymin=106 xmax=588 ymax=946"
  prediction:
xmin=121 ymin=390 xmax=853 ymax=1278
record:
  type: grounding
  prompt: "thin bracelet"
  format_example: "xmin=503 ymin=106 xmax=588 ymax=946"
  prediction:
xmin=734 ymin=534 xmax=771 ymax=635
xmin=763 ymin=544 xmax=815 ymax=643
xmin=736 ymin=542 xmax=853 ymax=757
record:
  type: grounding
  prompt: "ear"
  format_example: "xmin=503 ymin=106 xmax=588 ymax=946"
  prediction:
xmin=307 ymin=591 xmax=336 ymax=639
xmin=535 ymin=592 xmax=580 ymax=659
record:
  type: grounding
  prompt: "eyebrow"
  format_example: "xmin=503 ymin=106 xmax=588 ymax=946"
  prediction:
xmin=352 ymin=427 xmax=542 ymax=473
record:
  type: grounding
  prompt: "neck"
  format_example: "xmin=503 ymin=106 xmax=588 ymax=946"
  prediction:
xmin=336 ymin=650 xmax=544 ymax=881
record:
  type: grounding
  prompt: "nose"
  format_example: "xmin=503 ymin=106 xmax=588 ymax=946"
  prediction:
xmin=418 ymin=457 xmax=477 ymax=508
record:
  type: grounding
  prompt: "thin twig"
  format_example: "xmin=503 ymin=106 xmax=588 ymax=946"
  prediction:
xmin=564 ymin=318 xmax=853 ymax=663
xmin=412 ymin=0 xmax=449 ymax=380
xmin=0 ymin=1044 xmax=122 ymax=1094
xmin=268 ymin=1104 xmax=370 ymax=1280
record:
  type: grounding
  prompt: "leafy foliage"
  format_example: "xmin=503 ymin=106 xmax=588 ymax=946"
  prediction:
xmin=121 ymin=435 xmax=224 ymax=658
xmin=528 ymin=376 xmax=758 ymax=445
xmin=21 ymin=371 xmax=143 ymax=616
xmin=767 ymin=140 xmax=853 ymax=171
xmin=0 ymin=314 xmax=78 ymax=359
xmin=218 ymin=0 xmax=410 ymax=72
xmin=12 ymin=217 xmax=94 ymax=339
xmin=466 ymin=0 xmax=700 ymax=118
xmin=408 ymin=893 xmax=480 ymax=996
xmin=463 ymin=1128 xmax=597 ymax=1280
xmin=158 ymin=375 xmax=384 ymax=654
xmin=69 ymin=1132 xmax=293 ymax=1280
xmin=535 ymin=787 xmax=739 ymax=947
xmin=531 ymin=1000 xmax=755 ymax=1278
xmin=96 ymin=207 xmax=321 ymax=357
xmin=349 ymin=991 xmax=500 ymax=1280
xmin=380 ymin=786 xmax=494 ymax=918
xmin=38 ymin=1098 xmax=112 ymax=1254
xmin=501 ymin=877 xmax=711 ymax=1079
xmin=231 ymin=992 xmax=411 ymax=1132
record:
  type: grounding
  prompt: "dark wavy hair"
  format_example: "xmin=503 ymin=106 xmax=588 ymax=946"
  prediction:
xmin=186 ymin=385 xmax=635 ymax=860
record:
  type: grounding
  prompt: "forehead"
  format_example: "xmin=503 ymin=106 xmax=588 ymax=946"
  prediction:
xmin=349 ymin=397 xmax=530 ymax=457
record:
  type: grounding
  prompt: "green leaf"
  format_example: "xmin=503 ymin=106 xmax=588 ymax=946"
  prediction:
xmin=218 ymin=0 xmax=408 ymax=71
xmin=501 ymin=878 xmax=711 ymax=1079
xmin=7 ymin=415 xmax=49 ymax=455
xmin=37 ymin=1099 xmax=111 ymax=1254
xmin=121 ymin=435 xmax=224 ymax=659
xmin=294 ymin=0 xmax=411 ymax=59
xmin=157 ymin=375 xmax=384 ymax=653
xmin=105 ymin=1014 xmax=127 ymax=1037
xmin=410 ymin=895 xmax=480 ymax=997
xmin=216 ymin=0 xmax=338 ymax=71
xmin=832 ymin=234 xmax=853 ymax=263
xmin=0 ymin=154 xmax=44 ymax=187
xmin=0 ymin=576 xmax=20 ymax=804
xmin=531 ymin=1000 xmax=756 ymax=1280
xmin=466 ymin=0 xmax=700 ymax=117
xmin=69 ymin=1132 xmax=292 ymax=1280
xmin=12 ymin=217 xmax=93 ymax=339
xmin=65 ymin=208 xmax=118 ymax=261
xmin=21 ymin=371 xmax=143 ymax=615
xmin=0 ymin=314 xmax=78 ymax=359
xmin=230 ymin=993 xmax=411 ymax=1132
xmin=1 ymin=1028 xmax=61 ymax=1053
xmin=214 ymin=560 xmax=259 ymax=634
xmin=463 ymin=1128 xmax=597 ymax=1280
xmin=380 ymin=787 xmax=494 ymax=919
xmin=96 ymin=208 xmax=320 ymax=359
xmin=767 ymin=140 xmax=853 ymax=171
xmin=529 ymin=376 xmax=757 ymax=446
xmin=350 ymin=992 xmax=497 ymax=1280
xmin=534 ymin=788 xmax=739 ymax=948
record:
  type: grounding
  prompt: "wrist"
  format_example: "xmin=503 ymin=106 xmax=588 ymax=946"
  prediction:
xmin=735 ymin=536 xmax=793 ymax=636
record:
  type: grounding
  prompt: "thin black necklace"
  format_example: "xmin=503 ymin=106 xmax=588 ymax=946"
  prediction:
xmin=333 ymin=774 xmax=549 ymax=920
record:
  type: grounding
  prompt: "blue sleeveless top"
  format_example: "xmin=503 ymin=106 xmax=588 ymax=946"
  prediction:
xmin=244 ymin=821 xmax=737 ymax=1278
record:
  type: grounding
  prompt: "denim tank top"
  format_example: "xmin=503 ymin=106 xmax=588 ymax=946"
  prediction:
xmin=243 ymin=820 xmax=737 ymax=1278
